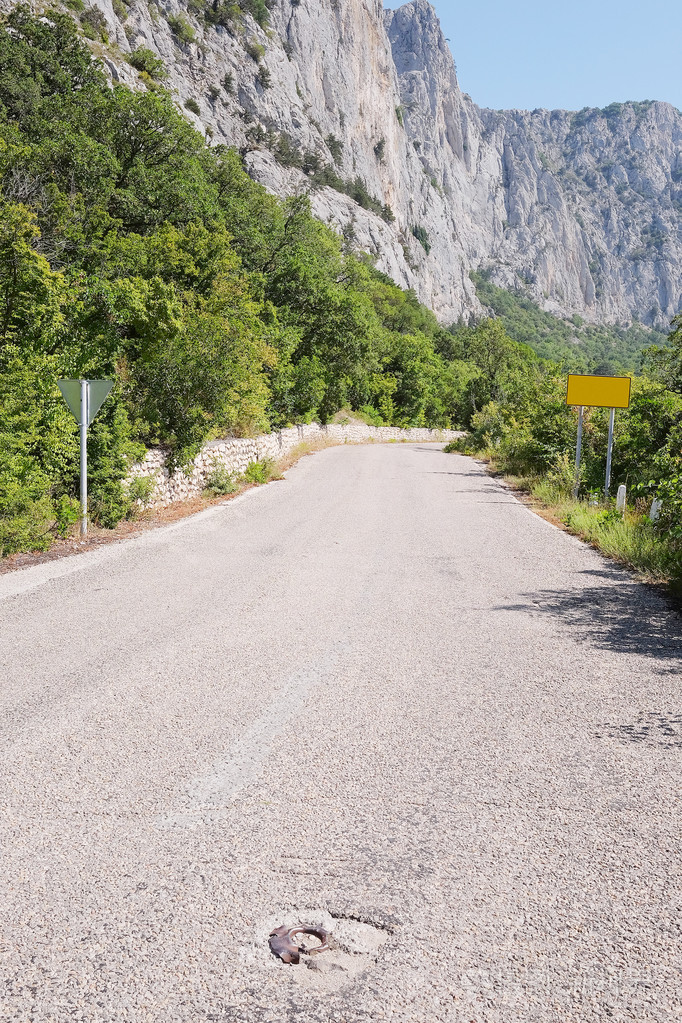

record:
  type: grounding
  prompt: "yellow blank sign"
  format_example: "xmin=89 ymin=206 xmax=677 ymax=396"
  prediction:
xmin=566 ymin=374 xmax=631 ymax=409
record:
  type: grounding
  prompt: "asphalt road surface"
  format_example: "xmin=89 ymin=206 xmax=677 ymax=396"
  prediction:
xmin=1 ymin=444 xmax=681 ymax=1023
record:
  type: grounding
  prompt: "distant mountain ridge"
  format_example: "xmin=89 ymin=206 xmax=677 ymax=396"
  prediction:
xmin=2 ymin=0 xmax=681 ymax=331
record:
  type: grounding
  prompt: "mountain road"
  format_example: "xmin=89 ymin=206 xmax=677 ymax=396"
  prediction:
xmin=1 ymin=443 xmax=680 ymax=1022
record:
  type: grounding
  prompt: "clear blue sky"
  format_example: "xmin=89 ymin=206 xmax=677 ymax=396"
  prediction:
xmin=393 ymin=1 xmax=681 ymax=113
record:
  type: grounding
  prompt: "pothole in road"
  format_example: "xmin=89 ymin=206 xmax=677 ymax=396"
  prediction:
xmin=255 ymin=908 xmax=394 ymax=993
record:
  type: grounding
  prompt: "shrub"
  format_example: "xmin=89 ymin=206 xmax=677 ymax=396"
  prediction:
xmin=274 ymin=132 xmax=303 ymax=168
xmin=207 ymin=0 xmax=270 ymax=29
xmin=207 ymin=84 xmax=220 ymax=102
xmin=127 ymin=475 xmax=156 ymax=510
xmin=302 ymin=150 xmax=322 ymax=175
xmin=184 ymin=97 xmax=201 ymax=115
xmin=167 ymin=14 xmax=196 ymax=44
xmin=127 ymin=47 xmax=167 ymax=80
xmin=112 ymin=0 xmax=128 ymax=20
xmin=54 ymin=495 xmax=80 ymax=538
xmin=223 ymin=72 xmax=234 ymax=93
xmin=545 ymin=450 xmax=583 ymax=496
xmin=80 ymin=6 xmax=107 ymax=40
xmin=0 ymin=495 xmax=53 ymax=556
xmin=411 ymin=224 xmax=431 ymax=254
xmin=244 ymin=0 xmax=270 ymax=28
xmin=204 ymin=463 xmax=238 ymax=495
xmin=395 ymin=105 xmax=404 ymax=127
xmin=242 ymin=458 xmax=279 ymax=484
xmin=373 ymin=137 xmax=386 ymax=162
xmin=325 ymin=133 xmax=343 ymax=165
xmin=256 ymin=64 xmax=271 ymax=89
xmin=245 ymin=39 xmax=265 ymax=62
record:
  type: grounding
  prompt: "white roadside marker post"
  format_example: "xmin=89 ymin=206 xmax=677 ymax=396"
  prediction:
xmin=58 ymin=379 xmax=114 ymax=539
xmin=616 ymin=484 xmax=626 ymax=514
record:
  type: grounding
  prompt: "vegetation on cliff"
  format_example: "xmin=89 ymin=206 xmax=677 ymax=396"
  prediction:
xmin=472 ymin=271 xmax=667 ymax=374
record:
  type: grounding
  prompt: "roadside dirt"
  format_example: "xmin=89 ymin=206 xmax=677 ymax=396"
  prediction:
xmin=0 ymin=489 xmax=261 ymax=576
xmin=0 ymin=436 xmax=340 ymax=576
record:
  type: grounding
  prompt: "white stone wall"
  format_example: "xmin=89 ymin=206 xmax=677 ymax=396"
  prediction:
xmin=127 ymin=422 xmax=462 ymax=507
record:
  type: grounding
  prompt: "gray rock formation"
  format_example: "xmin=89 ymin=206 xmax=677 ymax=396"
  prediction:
xmin=5 ymin=0 xmax=682 ymax=327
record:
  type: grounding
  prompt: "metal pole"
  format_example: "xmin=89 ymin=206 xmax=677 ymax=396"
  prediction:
xmin=573 ymin=405 xmax=584 ymax=498
xmin=80 ymin=378 xmax=88 ymax=537
xmin=605 ymin=406 xmax=615 ymax=501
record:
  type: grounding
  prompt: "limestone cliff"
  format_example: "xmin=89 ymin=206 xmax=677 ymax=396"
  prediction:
xmin=5 ymin=0 xmax=682 ymax=328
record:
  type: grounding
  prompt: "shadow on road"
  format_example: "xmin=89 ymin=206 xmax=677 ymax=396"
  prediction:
xmin=596 ymin=711 xmax=682 ymax=750
xmin=495 ymin=567 xmax=682 ymax=674
xmin=497 ymin=568 xmax=682 ymax=750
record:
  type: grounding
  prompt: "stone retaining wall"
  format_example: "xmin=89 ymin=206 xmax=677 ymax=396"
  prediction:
xmin=127 ymin=422 xmax=463 ymax=507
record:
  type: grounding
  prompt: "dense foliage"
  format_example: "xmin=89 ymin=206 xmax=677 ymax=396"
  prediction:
xmin=472 ymin=271 xmax=667 ymax=373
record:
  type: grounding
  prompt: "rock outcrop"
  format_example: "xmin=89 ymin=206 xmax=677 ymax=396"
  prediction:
xmin=5 ymin=0 xmax=682 ymax=327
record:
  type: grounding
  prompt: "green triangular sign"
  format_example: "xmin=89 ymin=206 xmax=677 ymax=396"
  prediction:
xmin=57 ymin=380 xmax=82 ymax=422
xmin=58 ymin=379 xmax=113 ymax=425
xmin=86 ymin=379 xmax=114 ymax=425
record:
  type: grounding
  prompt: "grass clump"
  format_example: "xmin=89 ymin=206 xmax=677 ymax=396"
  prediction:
xmin=245 ymin=39 xmax=265 ymax=61
xmin=542 ymin=488 xmax=677 ymax=580
xmin=451 ymin=442 xmax=681 ymax=582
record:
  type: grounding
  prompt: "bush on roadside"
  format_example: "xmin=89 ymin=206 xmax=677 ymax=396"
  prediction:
xmin=204 ymin=463 xmax=238 ymax=496
xmin=125 ymin=476 xmax=156 ymax=517
xmin=0 ymin=492 xmax=53 ymax=556
xmin=242 ymin=457 xmax=279 ymax=484
xmin=54 ymin=495 xmax=80 ymax=537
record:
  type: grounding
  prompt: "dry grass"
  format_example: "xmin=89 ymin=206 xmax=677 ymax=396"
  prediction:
xmin=276 ymin=436 xmax=339 ymax=471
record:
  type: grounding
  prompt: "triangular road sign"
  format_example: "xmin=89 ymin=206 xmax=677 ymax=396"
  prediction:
xmin=57 ymin=379 xmax=114 ymax=425
xmin=86 ymin=379 xmax=114 ymax=425
xmin=57 ymin=379 xmax=82 ymax=423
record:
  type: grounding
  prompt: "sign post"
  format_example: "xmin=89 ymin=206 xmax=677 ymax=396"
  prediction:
xmin=565 ymin=374 xmax=631 ymax=502
xmin=605 ymin=406 xmax=616 ymax=498
xmin=573 ymin=405 xmax=584 ymax=498
xmin=58 ymin=379 xmax=114 ymax=537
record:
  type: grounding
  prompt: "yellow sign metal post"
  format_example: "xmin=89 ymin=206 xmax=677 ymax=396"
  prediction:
xmin=565 ymin=375 xmax=631 ymax=500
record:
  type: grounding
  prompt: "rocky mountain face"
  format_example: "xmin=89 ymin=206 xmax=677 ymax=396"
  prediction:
xmin=8 ymin=0 xmax=682 ymax=328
